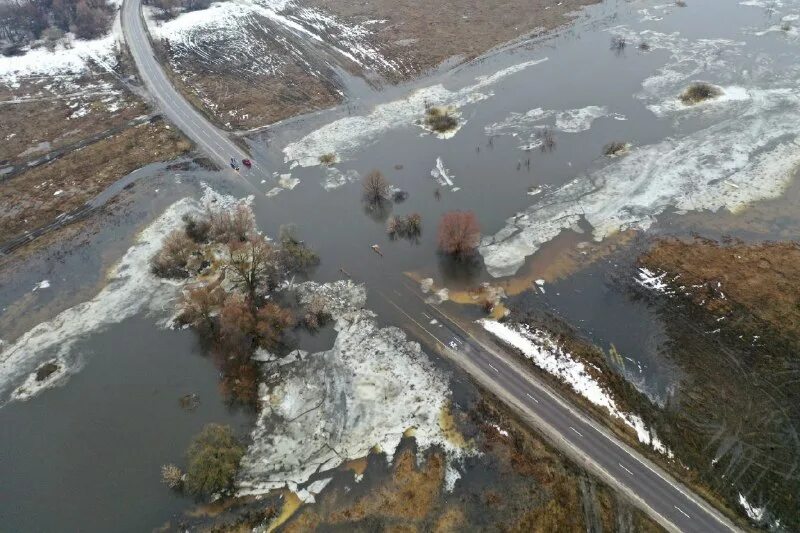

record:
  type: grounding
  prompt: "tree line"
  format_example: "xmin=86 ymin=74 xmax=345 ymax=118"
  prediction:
xmin=0 ymin=0 xmax=113 ymax=51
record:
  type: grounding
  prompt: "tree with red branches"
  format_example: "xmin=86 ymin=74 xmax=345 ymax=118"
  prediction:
xmin=438 ymin=210 xmax=480 ymax=258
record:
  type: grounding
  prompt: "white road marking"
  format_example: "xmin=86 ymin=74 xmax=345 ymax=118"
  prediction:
xmin=618 ymin=463 xmax=634 ymax=476
xmin=526 ymin=392 xmax=539 ymax=403
xmin=674 ymin=506 xmax=691 ymax=519
xmin=488 ymin=363 xmax=499 ymax=373
xmin=569 ymin=426 xmax=583 ymax=437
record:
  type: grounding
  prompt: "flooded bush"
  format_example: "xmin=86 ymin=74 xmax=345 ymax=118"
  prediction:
xmin=638 ymin=41 xmax=651 ymax=51
xmin=278 ymin=225 xmax=320 ymax=274
xmin=362 ymin=169 xmax=391 ymax=205
xmin=392 ymin=189 xmax=409 ymax=202
xmin=680 ymin=82 xmax=722 ymax=104
xmin=387 ymin=213 xmax=423 ymax=239
xmin=424 ymin=106 xmax=459 ymax=133
xmin=675 ymin=0 xmax=687 ymax=6
xmin=438 ymin=211 xmax=481 ymax=258
xmin=610 ymin=36 xmax=627 ymax=52
xmin=184 ymin=424 xmax=244 ymax=498
xmin=161 ymin=464 xmax=184 ymax=490
xmin=318 ymin=152 xmax=337 ymax=166
xmin=603 ymin=141 xmax=628 ymax=156
xmin=150 ymin=230 xmax=199 ymax=278
xmin=183 ymin=213 xmax=211 ymax=243
xmin=209 ymin=204 xmax=256 ymax=244
xmin=303 ymin=295 xmax=330 ymax=330
xmin=179 ymin=284 xmax=225 ymax=333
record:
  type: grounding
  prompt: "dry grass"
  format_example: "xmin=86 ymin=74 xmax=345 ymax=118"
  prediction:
xmin=423 ymin=106 xmax=458 ymax=133
xmin=0 ymin=120 xmax=191 ymax=242
xmin=680 ymin=82 xmax=722 ymax=104
xmin=307 ymin=0 xmax=600 ymax=81
xmin=642 ymin=238 xmax=800 ymax=337
xmin=603 ymin=141 xmax=627 ymax=156
xmin=0 ymin=76 xmax=147 ymax=165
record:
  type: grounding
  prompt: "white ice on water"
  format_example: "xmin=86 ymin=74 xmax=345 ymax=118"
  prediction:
xmin=283 ymin=58 xmax=549 ymax=167
xmin=480 ymin=319 xmax=673 ymax=457
xmin=0 ymin=188 xmax=247 ymax=405
xmin=237 ymin=279 xmax=461 ymax=496
xmin=480 ymin=28 xmax=800 ymax=277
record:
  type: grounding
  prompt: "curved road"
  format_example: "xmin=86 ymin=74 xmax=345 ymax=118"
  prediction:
xmin=121 ymin=0 xmax=257 ymax=185
xmin=120 ymin=1 xmax=742 ymax=531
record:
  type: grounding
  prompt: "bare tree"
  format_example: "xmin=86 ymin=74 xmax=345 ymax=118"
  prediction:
xmin=179 ymin=283 xmax=225 ymax=332
xmin=438 ymin=211 xmax=481 ymax=258
xmin=209 ymin=204 xmax=255 ymax=245
xmin=362 ymin=169 xmax=390 ymax=205
xmin=224 ymin=235 xmax=278 ymax=300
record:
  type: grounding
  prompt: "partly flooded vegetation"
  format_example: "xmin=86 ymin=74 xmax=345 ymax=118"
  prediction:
xmin=4 ymin=0 xmax=800 ymax=529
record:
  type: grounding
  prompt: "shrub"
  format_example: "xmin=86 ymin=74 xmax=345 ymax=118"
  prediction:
xmin=392 ymin=189 xmax=409 ymax=202
xmin=184 ymin=424 xmax=244 ymax=498
xmin=603 ymin=141 xmax=627 ymax=156
xmin=279 ymin=225 xmax=319 ymax=273
xmin=610 ymin=36 xmax=626 ymax=52
xmin=161 ymin=464 xmax=184 ymax=490
xmin=179 ymin=284 xmax=225 ymax=332
xmin=438 ymin=211 xmax=480 ymax=258
xmin=183 ymin=214 xmax=211 ymax=243
xmin=424 ymin=106 xmax=458 ymax=133
xmin=303 ymin=295 xmax=329 ymax=330
xmin=680 ymin=82 xmax=722 ymax=104
xmin=386 ymin=213 xmax=422 ymax=239
xmin=318 ymin=153 xmax=337 ymax=166
xmin=362 ymin=169 xmax=390 ymax=205
xmin=209 ymin=204 xmax=255 ymax=244
xmin=638 ymin=41 xmax=651 ymax=51
xmin=675 ymin=0 xmax=687 ymax=6
xmin=150 ymin=230 xmax=199 ymax=278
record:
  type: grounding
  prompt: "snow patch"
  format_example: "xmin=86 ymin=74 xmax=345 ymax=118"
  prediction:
xmin=480 ymin=319 xmax=673 ymax=457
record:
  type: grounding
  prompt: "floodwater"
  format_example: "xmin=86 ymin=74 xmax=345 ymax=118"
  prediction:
xmin=2 ymin=0 xmax=800 ymax=529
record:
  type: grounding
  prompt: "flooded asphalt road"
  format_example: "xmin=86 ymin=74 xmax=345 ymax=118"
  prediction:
xmin=2 ymin=0 xmax=800 ymax=529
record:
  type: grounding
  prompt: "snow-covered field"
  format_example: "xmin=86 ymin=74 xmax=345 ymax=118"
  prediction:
xmin=480 ymin=26 xmax=800 ymax=278
xmin=147 ymin=0 xmax=399 ymax=76
xmin=0 ymin=13 xmax=122 ymax=87
xmin=237 ymin=279 xmax=465 ymax=497
xmin=480 ymin=319 xmax=672 ymax=457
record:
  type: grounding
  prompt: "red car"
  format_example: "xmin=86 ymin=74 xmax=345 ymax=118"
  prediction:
xmin=242 ymin=159 xmax=252 ymax=168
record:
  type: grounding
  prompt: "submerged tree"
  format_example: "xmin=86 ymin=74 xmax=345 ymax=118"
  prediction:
xmin=362 ymin=169 xmax=391 ymax=205
xmin=438 ymin=211 xmax=481 ymax=258
xmin=184 ymin=424 xmax=244 ymax=498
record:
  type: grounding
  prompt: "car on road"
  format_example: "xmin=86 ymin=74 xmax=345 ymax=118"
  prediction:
xmin=230 ymin=157 xmax=240 ymax=171
xmin=242 ymin=159 xmax=252 ymax=168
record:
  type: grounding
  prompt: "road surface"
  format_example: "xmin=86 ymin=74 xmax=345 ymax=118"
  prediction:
xmin=120 ymin=1 xmax=742 ymax=530
xmin=121 ymin=0 xmax=257 ymax=182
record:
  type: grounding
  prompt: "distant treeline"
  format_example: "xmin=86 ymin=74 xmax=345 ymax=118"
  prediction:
xmin=0 ymin=0 xmax=113 ymax=52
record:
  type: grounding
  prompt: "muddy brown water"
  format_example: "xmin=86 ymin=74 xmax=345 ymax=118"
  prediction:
xmin=2 ymin=0 xmax=800 ymax=529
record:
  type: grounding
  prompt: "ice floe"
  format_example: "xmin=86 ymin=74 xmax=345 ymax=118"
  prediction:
xmin=480 ymin=319 xmax=672 ymax=457
xmin=485 ymin=105 xmax=624 ymax=150
xmin=237 ymin=280 xmax=463 ymax=496
xmin=480 ymin=80 xmax=800 ymax=277
xmin=284 ymin=58 xmax=549 ymax=167
xmin=0 ymin=187 xmax=245 ymax=405
xmin=430 ymin=157 xmax=456 ymax=189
